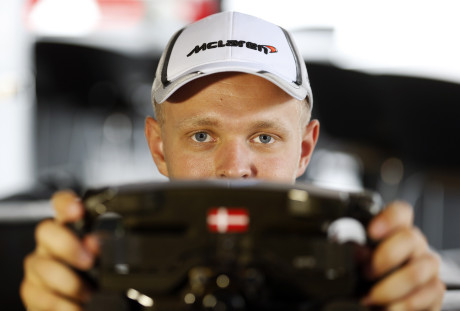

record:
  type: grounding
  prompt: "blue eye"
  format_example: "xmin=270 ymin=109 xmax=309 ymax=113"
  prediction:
xmin=255 ymin=134 xmax=273 ymax=144
xmin=193 ymin=132 xmax=210 ymax=142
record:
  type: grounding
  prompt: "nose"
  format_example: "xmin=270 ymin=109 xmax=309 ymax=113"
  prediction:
xmin=215 ymin=140 xmax=255 ymax=179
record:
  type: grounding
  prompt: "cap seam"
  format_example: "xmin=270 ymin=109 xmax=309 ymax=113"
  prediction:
xmin=229 ymin=11 xmax=234 ymax=59
xmin=161 ymin=28 xmax=185 ymax=87
xmin=280 ymin=27 xmax=302 ymax=86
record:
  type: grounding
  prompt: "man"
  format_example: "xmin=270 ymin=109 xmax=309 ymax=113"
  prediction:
xmin=21 ymin=12 xmax=444 ymax=311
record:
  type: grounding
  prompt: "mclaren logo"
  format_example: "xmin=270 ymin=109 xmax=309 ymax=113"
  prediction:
xmin=187 ymin=40 xmax=278 ymax=57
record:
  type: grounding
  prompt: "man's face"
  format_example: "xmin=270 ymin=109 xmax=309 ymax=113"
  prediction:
xmin=145 ymin=73 xmax=319 ymax=183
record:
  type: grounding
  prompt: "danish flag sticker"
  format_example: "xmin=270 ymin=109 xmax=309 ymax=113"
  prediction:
xmin=207 ymin=207 xmax=249 ymax=233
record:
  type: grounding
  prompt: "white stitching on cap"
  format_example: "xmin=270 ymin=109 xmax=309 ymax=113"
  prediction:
xmin=229 ymin=11 xmax=234 ymax=59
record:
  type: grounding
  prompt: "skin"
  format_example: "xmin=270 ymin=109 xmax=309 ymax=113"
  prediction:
xmin=21 ymin=73 xmax=445 ymax=311
xmin=147 ymin=73 xmax=317 ymax=181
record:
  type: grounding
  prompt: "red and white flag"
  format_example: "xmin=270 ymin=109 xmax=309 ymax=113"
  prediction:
xmin=207 ymin=207 xmax=249 ymax=233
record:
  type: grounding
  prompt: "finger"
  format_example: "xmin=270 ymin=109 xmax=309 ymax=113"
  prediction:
xmin=365 ymin=253 xmax=440 ymax=305
xmin=82 ymin=234 xmax=100 ymax=256
xmin=51 ymin=190 xmax=84 ymax=224
xmin=371 ymin=227 xmax=428 ymax=278
xmin=35 ymin=220 xmax=94 ymax=270
xmin=23 ymin=253 xmax=46 ymax=288
xmin=368 ymin=201 xmax=413 ymax=240
xmin=21 ymin=279 xmax=84 ymax=311
xmin=386 ymin=278 xmax=446 ymax=311
xmin=25 ymin=254 xmax=91 ymax=303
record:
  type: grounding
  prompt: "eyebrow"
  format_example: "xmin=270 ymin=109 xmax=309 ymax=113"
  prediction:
xmin=176 ymin=116 xmax=291 ymax=135
xmin=250 ymin=120 xmax=290 ymax=134
xmin=176 ymin=116 xmax=221 ymax=130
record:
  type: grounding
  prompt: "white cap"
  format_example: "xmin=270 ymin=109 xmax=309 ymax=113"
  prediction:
xmin=152 ymin=11 xmax=313 ymax=107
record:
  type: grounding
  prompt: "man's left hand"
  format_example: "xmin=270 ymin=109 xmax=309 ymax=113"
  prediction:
xmin=363 ymin=201 xmax=445 ymax=310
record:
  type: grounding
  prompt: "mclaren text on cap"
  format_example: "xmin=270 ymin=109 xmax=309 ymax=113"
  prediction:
xmin=187 ymin=40 xmax=277 ymax=57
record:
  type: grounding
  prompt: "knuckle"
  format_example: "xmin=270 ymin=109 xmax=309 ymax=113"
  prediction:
xmin=19 ymin=277 xmax=83 ymax=311
xmin=19 ymin=280 xmax=29 ymax=304
xmin=51 ymin=190 xmax=75 ymax=204
xmin=37 ymin=260 xmax=84 ymax=300
xmin=435 ymin=278 xmax=446 ymax=295
xmin=63 ymin=274 xmax=85 ymax=298
xmin=407 ymin=256 xmax=440 ymax=285
xmin=33 ymin=221 xmax=87 ymax=268
xmin=388 ymin=200 xmax=413 ymax=215
xmin=402 ymin=227 xmax=429 ymax=254
xmin=55 ymin=300 xmax=84 ymax=311
xmin=19 ymin=280 xmax=55 ymax=311
xmin=35 ymin=219 xmax=54 ymax=242
xmin=51 ymin=190 xmax=79 ymax=213
xmin=373 ymin=246 xmax=392 ymax=270
xmin=428 ymin=253 xmax=441 ymax=271
xmin=408 ymin=264 xmax=425 ymax=284
xmin=23 ymin=253 xmax=39 ymax=275
xmin=400 ymin=227 xmax=417 ymax=242
xmin=402 ymin=297 xmax=418 ymax=311
xmin=419 ymin=254 xmax=441 ymax=279
xmin=413 ymin=227 xmax=428 ymax=245
xmin=398 ymin=227 xmax=414 ymax=242
xmin=393 ymin=200 xmax=413 ymax=212
xmin=42 ymin=299 xmax=60 ymax=311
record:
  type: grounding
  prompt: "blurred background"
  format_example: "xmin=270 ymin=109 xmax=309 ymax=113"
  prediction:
xmin=1 ymin=0 xmax=460 ymax=309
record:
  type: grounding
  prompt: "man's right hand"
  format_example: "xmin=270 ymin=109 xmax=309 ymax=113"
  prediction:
xmin=21 ymin=191 xmax=99 ymax=311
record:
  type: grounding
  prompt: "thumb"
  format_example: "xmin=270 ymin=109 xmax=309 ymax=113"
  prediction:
xmin=51 ymin=190 xmax=84 ymax=224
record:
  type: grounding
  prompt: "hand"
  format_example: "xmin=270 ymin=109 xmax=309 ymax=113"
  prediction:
xmin=363 ymin=201 xmax=445 ymax=310
xmin=21 ymin=191 xmax=99 ymax=311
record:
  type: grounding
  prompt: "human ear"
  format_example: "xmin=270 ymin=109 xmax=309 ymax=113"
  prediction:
xmin=296 ymin=119 xmax=320 ymax=178
xmin=145 ymin=116 xmax=169 ymax=177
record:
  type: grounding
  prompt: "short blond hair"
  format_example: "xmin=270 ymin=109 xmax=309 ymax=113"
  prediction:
xmin=153 ymin=100 xmax=164 ymax=126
